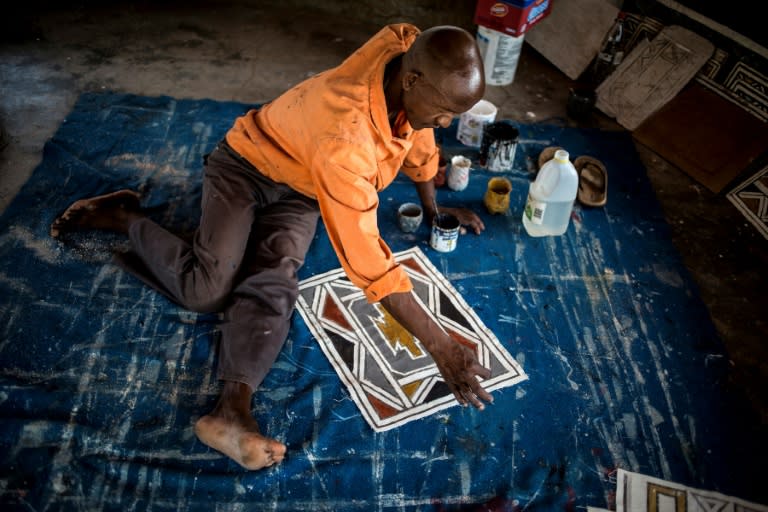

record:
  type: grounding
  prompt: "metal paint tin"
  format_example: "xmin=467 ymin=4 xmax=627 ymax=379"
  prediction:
xmin=479 ymin=122 xmax=519 ymax=172
xmin=430 ymin=213 xmax=461 ymax=252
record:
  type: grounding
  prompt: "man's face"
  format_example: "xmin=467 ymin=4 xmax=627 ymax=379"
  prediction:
xmin=401 ymin=73 xmax=476 ymax=131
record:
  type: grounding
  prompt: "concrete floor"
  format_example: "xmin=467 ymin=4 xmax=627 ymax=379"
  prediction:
xmin=1 ymin=0 xmax=766 ymax=434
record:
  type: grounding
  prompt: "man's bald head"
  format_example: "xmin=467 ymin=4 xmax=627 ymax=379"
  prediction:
xmin=402 ymin=26 xmax=486 ymax=112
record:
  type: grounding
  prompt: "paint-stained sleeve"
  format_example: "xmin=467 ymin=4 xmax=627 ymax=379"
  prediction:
xmin=400 ymin=128 xmax=439 ymax=183
xmin=312 ymin=137 xmax=412 ymax=302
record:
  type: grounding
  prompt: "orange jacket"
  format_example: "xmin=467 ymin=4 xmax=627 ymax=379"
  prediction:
xmin=226 ymin=24 xmax=439 ymax=302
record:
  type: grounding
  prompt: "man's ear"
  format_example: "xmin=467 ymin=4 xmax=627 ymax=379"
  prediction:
xmin=402 ymin=71 xmax=422 ymax=91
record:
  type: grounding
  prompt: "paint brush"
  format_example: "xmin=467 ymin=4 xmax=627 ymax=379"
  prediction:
xmin=431 ymin=196 xmax=440 ymax=228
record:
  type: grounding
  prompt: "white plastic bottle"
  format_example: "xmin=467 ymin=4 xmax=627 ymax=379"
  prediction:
xmin=475 ymin=25 xmax=525 ymax=86
xmin=522 ymin=149 xmax=579 ymax=236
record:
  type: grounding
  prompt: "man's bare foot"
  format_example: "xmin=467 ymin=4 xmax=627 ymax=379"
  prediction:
xmin=194 ymin=414 xmax=287 ymax=470
xmin=50 ymin=189 xmax=143 ymax=238
xmin=194 ymin=381 xmax=286 ymax=470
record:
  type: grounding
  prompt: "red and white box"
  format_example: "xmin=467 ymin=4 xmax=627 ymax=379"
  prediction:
xmin=474 ymin=0 xmax=553 ymax=36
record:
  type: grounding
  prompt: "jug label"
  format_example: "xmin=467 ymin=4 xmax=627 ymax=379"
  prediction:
xmin=524 ymin=195 xmax=546 ymax=225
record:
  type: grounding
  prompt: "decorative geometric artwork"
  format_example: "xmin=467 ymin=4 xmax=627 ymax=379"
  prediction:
xmin=727 ymin=163 xmax=768 ymax=240
xmin=295 ymin=246 xmax=528 ymax=432
xmin=596 ymin=25 xmax=714 ymax=131
xmin=616 ymin=469 xmax=768 ymax=512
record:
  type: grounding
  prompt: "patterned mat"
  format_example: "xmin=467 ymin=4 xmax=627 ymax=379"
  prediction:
xmin=727 ymin=163 xmax=768 ymax=239
xmin=296 ymin=246 xmax=528 ymax=432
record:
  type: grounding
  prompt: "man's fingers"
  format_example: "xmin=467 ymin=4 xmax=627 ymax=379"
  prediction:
xmin=440 ymin=356 xmax=493 ymax=409
xmin=474 ymin=366 xmax=494 ymax=404
xmin=461 ymin=215 xmax=484 ymax=234
xmin=470 ymin=383 xmax=493 ymax=404
xmin=460 ymin=386 xmax=490 ymax=410
xmin=445 ymin=207 xmax=485 ymax=234
xmin=449 ymin=381 xmax=492 ymax=409
xmin=466 ymin=390 xmax=485 ymax=410
xmin=447 ymin=382 xmax=469 ymax=407
xmin=474 ymin=363 xmax=492 ymax=380
xmin=463 ymin=372 xmax=494 ymax=408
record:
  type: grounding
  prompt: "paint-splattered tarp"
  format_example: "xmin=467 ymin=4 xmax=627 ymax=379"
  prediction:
xmin=0 ymin=92 xmax=765 ymax=511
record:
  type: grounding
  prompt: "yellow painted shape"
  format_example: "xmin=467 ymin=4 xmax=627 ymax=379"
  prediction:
xmin=401 ymin=380 xmax=422 ymax=399
xmin=373 ymin=304 xmax=424 ymax=358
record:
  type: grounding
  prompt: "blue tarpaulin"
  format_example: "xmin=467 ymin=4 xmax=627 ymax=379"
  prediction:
xmin=0 ymin=92 xmax=763 ymax=511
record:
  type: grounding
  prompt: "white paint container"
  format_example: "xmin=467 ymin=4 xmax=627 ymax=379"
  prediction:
xmin=430 ymin=213 xmax=461 ymax=253
xmin=476 ymin=25 xmax=525 ymax=86
xmin=456 ymin=99 xmax=497 ymax=147
xmin=447 ymin=155 xmax=471 ymax=191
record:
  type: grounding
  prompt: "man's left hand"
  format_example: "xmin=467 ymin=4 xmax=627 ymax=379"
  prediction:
xmin=438 ymin=206 xmax=485 ymax=234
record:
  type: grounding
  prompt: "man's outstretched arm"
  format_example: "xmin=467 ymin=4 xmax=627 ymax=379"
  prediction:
xmin=379 ymin=290 xmax=493 ymax=409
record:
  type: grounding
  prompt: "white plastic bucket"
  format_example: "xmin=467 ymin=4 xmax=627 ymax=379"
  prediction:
xmin=476 ymin=25 xmax=525 ymax=86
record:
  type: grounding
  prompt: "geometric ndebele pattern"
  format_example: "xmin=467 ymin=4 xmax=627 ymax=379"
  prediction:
xmin=296 ymin=246 xmax=528 ymax=432
xmin=727 ymin=163 xmax=768 ymax=240
xmin=615 ymin=469 xmax=768 ymax=512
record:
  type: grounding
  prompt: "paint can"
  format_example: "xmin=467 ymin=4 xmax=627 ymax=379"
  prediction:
xmin=447 ymin=155 xmax=471 ymax=191
xmin=484 ymin=177 xmax=512 ymax=214
xmin=479 ymin=122 xmax=519 ymax=172
xmin=430 ymin=213 xmax=461 ymax=253
xmin=456 ymin=99 xmax=497 ymax=147
xmin=397 ymin=202 xmax=423 ymax=233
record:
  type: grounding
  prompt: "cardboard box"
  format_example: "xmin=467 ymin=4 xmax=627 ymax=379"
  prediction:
xmin=474 ymin=0 xmax=553 ymax=36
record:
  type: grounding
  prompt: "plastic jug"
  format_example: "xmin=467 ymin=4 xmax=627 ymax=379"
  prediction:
xmin=522 ymin=149 xmax=579 ymax=236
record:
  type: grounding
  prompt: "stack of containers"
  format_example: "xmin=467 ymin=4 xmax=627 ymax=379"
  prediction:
xmin=473 ymin=0 xmax=553 ymax=86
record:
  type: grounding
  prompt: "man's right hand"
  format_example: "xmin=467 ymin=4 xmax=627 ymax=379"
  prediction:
xmin=379 ymin=291 xmax=493 ymax=409
xmin=427 ymin=334 xmax=493 ymax=409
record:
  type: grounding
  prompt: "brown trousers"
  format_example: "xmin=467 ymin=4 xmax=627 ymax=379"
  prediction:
xmin=115 ymin=141 xmax=320 ymax=390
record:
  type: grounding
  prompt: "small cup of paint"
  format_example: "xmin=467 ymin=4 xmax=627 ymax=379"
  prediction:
xmin=484 ymin=177 xmax=512 ymax=214
xmin=397 ymin=202 xmax=423 ymax=233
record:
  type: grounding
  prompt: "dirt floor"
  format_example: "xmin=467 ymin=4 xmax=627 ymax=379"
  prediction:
xmin=1 ymin=0 xmax=766 ymax=432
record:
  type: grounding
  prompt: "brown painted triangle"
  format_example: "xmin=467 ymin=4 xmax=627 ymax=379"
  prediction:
xmin=321 ymin=293 xmax=352 ymax=330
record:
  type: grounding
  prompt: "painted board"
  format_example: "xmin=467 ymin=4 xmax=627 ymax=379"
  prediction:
xmin=296 ymin=246 xmax=528 ymax=432
xmin=727 ymin=162 xmax=768 ymax=240
xmin=616 ymin=468 xmax=768 ymax=512
xmin=596 ymin=25 xmax=714 ymax=130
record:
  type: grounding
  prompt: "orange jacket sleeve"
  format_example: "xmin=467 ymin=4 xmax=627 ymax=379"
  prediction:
xmin=312 ymin=137 xmax=412 ymax=302
xmin=400 ymin=127 xmax=440 ymax=183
